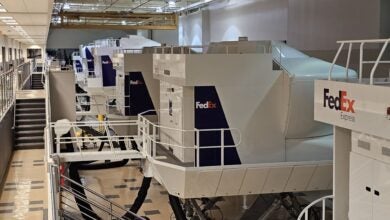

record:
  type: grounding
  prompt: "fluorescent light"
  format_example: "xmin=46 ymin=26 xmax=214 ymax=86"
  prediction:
xmin=121 ymin=20 xmax=126 ymax=25
xmin=0 ymin=16 xmax=12 ymax=19
xmin=168 ymin=0 xmax=176 ymax=7
xmin=0 ymin=9 xmax=7 ymax=12
xmin=63 ymin=3 xmax=70 ymax=10
xmin=156 ymin=7 xmax=163 ymax=12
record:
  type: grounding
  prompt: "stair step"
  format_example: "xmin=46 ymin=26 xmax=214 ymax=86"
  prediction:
xmin=16 ymin=136 xmax=44 ymax=144
xmin=16 ymin=102 xmax=45 ymax=107
xmin=16 ymin=130 xmax=44 ymax=136
xmin=16 ymin=108 xmax=45 ymax=112
xmin=16 ymin=124 xmax=45 ymax=128
xmin=16 ymin=116 xmax=45 ymax=120
xmin=15 ymin=142 xmax=44 ymax=150
xmin=16 ymin=124 xmax=45 ymax=131
xmin=16 ymin=99 xmax=45 ymax=104
xmin=17 ymin=119 xmax=46 ymax=123
xmin=16 ymin=119 xmax=46 ymax=125
xmin=16 ymin=113 xmax=45 ymax=117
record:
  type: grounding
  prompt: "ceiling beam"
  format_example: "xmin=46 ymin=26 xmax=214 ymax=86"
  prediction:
xmin=0 ymin=25 xmax=48 ymax=27
xmin=57 ymin=11 xmax=177 ymax=18
xmin=50 ymin=24 xmax=177 ymax=30
xmin=0 ymin=12 xmax=49 ymax=15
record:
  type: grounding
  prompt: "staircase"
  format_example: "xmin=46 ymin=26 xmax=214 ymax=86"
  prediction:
xmin=31 ymin=73 xmax=44 ymax=90
xmin=14 ymin=98 xmax=46 ymax=149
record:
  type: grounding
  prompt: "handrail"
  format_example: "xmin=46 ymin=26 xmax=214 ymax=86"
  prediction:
xmin=50 ymin=120 xmax=140 ymax=158
xmin=139 ymin=110 xmax=242 ymax=139
xmin=75 ymin=93 xmax=130 ymax=114
xmin=297 ymin=195 xmax=333 ymax=220
xmin=136 ymin=44 xmax=270 ymax=55
xmin=138 ymin=110 xmax=242 ymax=167
xmin=60 ymin=174 xmax=144 ymax=220
xmin=16 ymin=62 xmax=31 ymax=90
xmin=328 ymin=38 xmax=390 ymax=84
xmin=0 ymin=68 xmax=15 ymax=123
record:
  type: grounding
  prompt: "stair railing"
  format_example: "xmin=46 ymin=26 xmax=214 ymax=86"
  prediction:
xmin=12 ymin=61 xmax=32 ymax=129
xmin=0 ymin=68 xmax=15 ymax=123
xmin=59 ymin=173 xmax=145 ymax=220
xmin=297 ymin=195 xmax=333 ymax=220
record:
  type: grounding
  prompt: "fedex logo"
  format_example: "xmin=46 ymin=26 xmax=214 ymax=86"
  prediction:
xmin=323 ymin=88 xmax=355 ymax=113
xmin=102 ymin=60 xmax=111 ymax=65
xmin=196 ymin=101 xmax=217 ymax=109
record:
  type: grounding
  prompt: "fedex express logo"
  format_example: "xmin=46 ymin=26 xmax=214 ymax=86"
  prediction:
xmin=323 ymin=89 xmax=355 ymax=113
xmin=102 ymin=60 xmax=112 ymax=65
xmin=196 ymin=101 xmax=217 ymax=109
xmin=323 ymin=88 xmax=356 ymax=122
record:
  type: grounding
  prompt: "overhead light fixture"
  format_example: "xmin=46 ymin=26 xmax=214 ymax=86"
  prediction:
xmin=156 ymin=7 xmax=163 ymax=12
xmin=0 ymin=16 xmax=13 ymax=19
xmin=121 ymin=20 xmax=126 ymax=25
xmin=63 ymin=3 xmax=70 ymax=10
xmin=0 ymin=3 xmax=6 ymax=12
xmin=167 ymin=0 xmax=176 ymax=7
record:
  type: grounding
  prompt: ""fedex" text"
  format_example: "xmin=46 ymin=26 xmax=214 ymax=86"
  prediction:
xmin=323 ymin=89 xmax=355 ymax=113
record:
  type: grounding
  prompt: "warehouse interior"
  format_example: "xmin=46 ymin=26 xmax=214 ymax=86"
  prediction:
xmin=0 ymin=0 xmax=389 ymax=219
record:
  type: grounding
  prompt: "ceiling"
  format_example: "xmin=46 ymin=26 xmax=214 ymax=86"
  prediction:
xmin=50 ymin=0 xmax=216 ymax=30
xmin=53 ymin=0 xmax=211 ymax=13
xmin=0 ymin=0 xmax=54 ymax=46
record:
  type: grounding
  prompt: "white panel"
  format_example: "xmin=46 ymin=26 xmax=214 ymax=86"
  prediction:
xmin=352 ymin=131 xmax=373 ymax=158
xmin=285 ymin=135 xmax=333 ymax=162
xmin=215 ymin=169 xmax=246 ymax=196
xmin=239 ymin=167 xmax=269 ymax=195
xmin=349 ymin=152 xmax=373 ymax=220
xmin=284 ymin=165 xmax=316 ymax=192
xmin=306 ymin=165 xmax=332 ymax=191
xmin=209 ymin=0 xmax=288 ymax=42
xmin=191 ymin=170 xmax=222 ymax=197
xmin=262 ymin=167 xmax=293 ymax=193
xmin=373 ymin=160 xmax=390 ymax=220
xmin=314 ymin=80 xmax=390 ymax=141
xmin=152 ymin=163 xmax=186 ymax=197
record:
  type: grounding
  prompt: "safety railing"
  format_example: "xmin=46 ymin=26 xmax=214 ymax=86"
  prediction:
xmin=94 ymin=38 xmax=120 ymax=48
xmin=75 ymin=94 xmax=130 ymax=116
xmin=138 ymin=110 xmax=242 ymax=167
xmin=47 ymin=159 xmax=144 ymax=220
xmin=16 ymin=62 xmax=31 ymax=90
xmin=59 ymin=173 xmax=145 ymax=220
xmin=328 ymin=38 xmax=390 ymax=84
xmin=0 ymin=69 xmax=15 ymax=121
xmin=152 ymin=44 xmax=270 ymax=55
xmin=50 ymin=120 xmax=143 ymax=162
xmin=297 ymin=195 xmax=333 ymax=220
xmin=114 ymin=48 xmax=143 ymax=55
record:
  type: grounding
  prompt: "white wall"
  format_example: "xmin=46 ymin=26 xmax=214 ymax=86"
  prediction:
xmin=288 ymin=0 xmax=381 ymax=50
xmin=179 ymin=0 xmax=288 ymax=46
xmin=179 ymin=11 xmax=204 ymax=45
xmin=47 ymin=29 xmax=136 ymax=49
xmin=178 ymin=0 xmax=383 ymax=51
xmin=152 ymin=30 xmax=179 ymax=45
xmin=208 ymin=0 xmax=288 ymax=42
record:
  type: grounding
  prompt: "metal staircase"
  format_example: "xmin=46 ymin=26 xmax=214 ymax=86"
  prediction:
xmin=14 ymin=98 xmax=46 ymax=149
xmin=56 ymin=172 xmax=145 ymax=220
xmin=31 ymin=73 xmax=44 ymax=89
